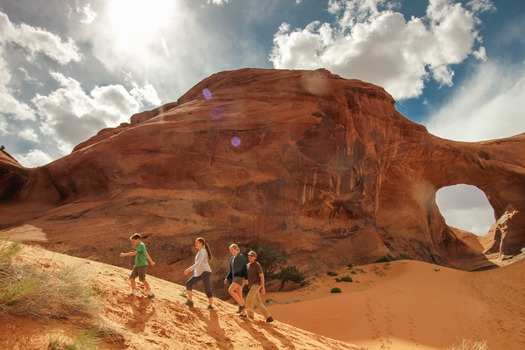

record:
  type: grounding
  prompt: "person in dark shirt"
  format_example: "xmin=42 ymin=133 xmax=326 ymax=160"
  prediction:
xmin=223 ymin=244 xmax=248 ymax=316
xmin=246 ymin=250 xmax=273 ymax=322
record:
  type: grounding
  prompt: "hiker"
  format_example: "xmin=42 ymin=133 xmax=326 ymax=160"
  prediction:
xmin=183 ymin=237 xmax=214 ymax=310
xmin=120 ymin=233 xmax=155 ymax=299
xmin=224 ymin=243 xmax=248 ymax=316
xmin=246 ymin=250 xmax=274 ymax=322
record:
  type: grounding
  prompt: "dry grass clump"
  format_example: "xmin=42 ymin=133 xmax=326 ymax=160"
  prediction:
xmin=447 ymin=339 xmax=489 ymax=350
xmin=0 ymin=240 xmax=99 ymax=320
xmin=48 ymin=331 xmax=101 ymax=350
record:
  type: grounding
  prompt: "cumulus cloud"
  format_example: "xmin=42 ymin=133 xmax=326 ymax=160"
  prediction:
xmin=0 ymin=11 xmax=81 ymax=64
xmin=32 ymin=71 xmax=157 ymax=153
xmin=270 ymin=0 xmax=494 ymax=100
xmin=0 ymin=10 xmax=80 ymax=121
xmin=426 ymin=61 xmax=525 ymax=141
xmin=14 ymin=149 xmax=53 ymax=168
xmin=18 ymin=128 xmax=38 ymax=142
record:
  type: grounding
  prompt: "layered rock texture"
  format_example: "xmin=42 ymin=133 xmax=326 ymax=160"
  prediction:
xmin=1 ymin=68 xmax=524 ymax=278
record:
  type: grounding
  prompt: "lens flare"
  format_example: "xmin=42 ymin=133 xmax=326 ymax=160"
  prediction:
xmin=202 ymin=88 xmax=212 ymax=101
xmin=211 ymin=105 xmax=225 ymax=120
xmin=231 ymin=136 xmax=241 ymax=147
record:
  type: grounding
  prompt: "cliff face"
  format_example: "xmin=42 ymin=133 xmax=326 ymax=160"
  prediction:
xmin=1 ymin=68 xmax=524 ymax=276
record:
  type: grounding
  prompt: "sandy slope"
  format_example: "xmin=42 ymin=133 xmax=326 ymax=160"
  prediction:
xmin=0 ymin=244 xmax=364 ymax=350
xmin=266 ymin=259 xmax=525 ymax=350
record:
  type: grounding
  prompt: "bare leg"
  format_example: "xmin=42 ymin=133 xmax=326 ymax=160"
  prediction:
xmin=235 ymin=287 xmax=246 ymax=314
xmin=142 ymin=280 xmax=152 ymax=293
xmin=187 ymin=290 xmax=193 ymax=301
xmin=228 ymin=283 xmax=244 ymax=306
xmin=130 ymin=278 xmax=137 ymax=291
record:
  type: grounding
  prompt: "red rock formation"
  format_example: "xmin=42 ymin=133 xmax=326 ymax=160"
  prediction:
xmin=1 ymin=68 xmax=524 ymax=278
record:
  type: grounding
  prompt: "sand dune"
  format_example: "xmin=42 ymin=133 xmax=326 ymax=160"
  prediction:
xmin=266 ymin=258 xmax=525 ymax=350
xmin=0 ymin=244 xmax=364 ymax=350
xmin=2 ymin=242 xmax=524 ymax=349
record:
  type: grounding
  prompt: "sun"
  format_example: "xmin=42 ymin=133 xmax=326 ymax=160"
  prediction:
xmin=107 ymin=0 xmax=174 ymax=44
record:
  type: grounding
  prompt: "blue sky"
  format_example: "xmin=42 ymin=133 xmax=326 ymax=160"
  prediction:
xmin=1 ymin=0 xmax=524 ymax=235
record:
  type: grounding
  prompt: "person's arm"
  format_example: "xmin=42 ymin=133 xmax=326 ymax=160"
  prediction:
xmin=224 ymin=261 xmax=232 ymax=284
xmin=146 ymin=252 xmax=156 ymax=266
xmin=259 ymin=272 xmax=266 ymax=294
xmin=120 ymin=250 xmax=138 ymax=257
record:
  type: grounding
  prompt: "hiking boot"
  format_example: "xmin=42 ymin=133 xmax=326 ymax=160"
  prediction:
xmin=237 ymin=305 xmax=245 ymax=313
xmin=239 ymin=313 xmax=247 ymax=318
xmin=147 ymin=293 xmax=155 ymax=299
xmin=266 ymin=316 xmax=274 ymax=323
xmin=184 ymin=300 xmax=194 ymax=307
xmin=207 ymin=305 xmax=214 ymax=310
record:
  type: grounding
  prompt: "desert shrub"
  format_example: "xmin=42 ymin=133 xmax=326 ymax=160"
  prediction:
xmin=326 ymin=271 xmax=338 ymax=276
xmin=330 ymin=287 xmax=342 ymax=293
xmin=347 ymin=263 xmax=353 ymax=269
xmin=0 ymin=241 xmax=99 ymax=320
xmin=276 ymin=265 xmax=306 ymax=290
xmin=375 ymin=253 xmax=413 ymax=263
xmin=335 ymin=275 xmax=353 ymax=283
xmin=48 ymin=331 xmax=100 ymax=350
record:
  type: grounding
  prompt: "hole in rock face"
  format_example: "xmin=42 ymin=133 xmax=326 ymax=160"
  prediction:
xmin=435 ymin=184 xmax=495 ymax=236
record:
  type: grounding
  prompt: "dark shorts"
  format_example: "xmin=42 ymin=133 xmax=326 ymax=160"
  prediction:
xmin=232 ymin=276 xmax=245 ymax=286
xmin=130 ymin=266 xmax=147 ymax=281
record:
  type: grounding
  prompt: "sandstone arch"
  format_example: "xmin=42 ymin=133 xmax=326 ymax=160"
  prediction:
xmin=1 ymin=68 xmax=524 ymax=275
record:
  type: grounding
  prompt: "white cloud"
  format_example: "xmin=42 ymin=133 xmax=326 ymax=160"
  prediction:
xmin=436 ymin=184 xmax=494 ymax=236
xmin=207 ymin=0 xmax=229 ymax=5
xmin=0 ymin=10 xmax=80 ymax=122
xmin=77 ymin=4 xmax=98 ymax=25
xmin=72 ymin=1 xmax=263 ymax=104
xmin=0 ymin=11 xmax=81 ymax=64
xmin=426 ymin=61 xmax=525 ymax=141
xmin=0 ymin=116 xmax=7 ymax=133
xmin=467 ymin=0 xmax=496 ymax=13
xmin=270 ymin=0 xmax=494 ymax=100
xmin=14 ymin=148 xmax=53 ymax=168
xmin=0 ymin=47 xmax=37 ymax=121
xmin=18 ymin=128 xmax=38 ymax=142
xmin=130 ymin=82 xmax=162 ymax=106
xmin=32 ymin=71 xmax=156 ymax=154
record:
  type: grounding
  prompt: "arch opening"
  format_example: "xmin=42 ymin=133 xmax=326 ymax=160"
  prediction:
xmin=435 ymin=184 xmax=495 ymax=236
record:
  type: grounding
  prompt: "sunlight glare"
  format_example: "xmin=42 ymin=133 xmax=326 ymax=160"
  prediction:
xmin=108 ymin=0 xmax=174 ymax=43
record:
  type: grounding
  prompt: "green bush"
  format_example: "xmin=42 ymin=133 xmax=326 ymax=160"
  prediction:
xmin=375 ymin=253 xmax=413 ymax=263
xmin=335 ymin=275 xmax=353 ymax=282
xmin=276 ymin=265 xmax=306 ymax=291
xmin=330 ymin=287 xmax=342 ymax=293
xmin=326 ymin=271 xmax=338 ymax=276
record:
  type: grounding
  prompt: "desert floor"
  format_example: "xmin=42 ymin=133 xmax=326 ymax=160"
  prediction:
xmin=266 ymin=257 xmax=525 ymax=350
xmin=1 ymin=240 xmax=524 ymax=350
